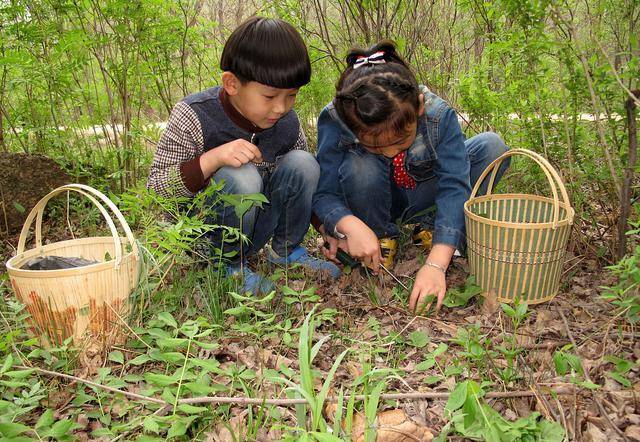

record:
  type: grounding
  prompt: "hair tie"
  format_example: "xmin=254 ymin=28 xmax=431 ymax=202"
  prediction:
xmin=353 ymin=51 xmax=386 ymax=69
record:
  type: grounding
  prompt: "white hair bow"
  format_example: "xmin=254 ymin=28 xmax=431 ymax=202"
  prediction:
xmin=353 ymin=51 xmax=386 ymax=69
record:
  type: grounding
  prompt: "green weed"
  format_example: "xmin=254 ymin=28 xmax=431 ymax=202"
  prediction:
xmin=438 ymin=380 xmax=565 ymax=441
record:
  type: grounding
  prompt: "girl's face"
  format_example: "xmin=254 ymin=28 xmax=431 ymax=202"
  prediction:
xmin=358 ymin=122 xmax=418 ymax=158
xmin=357 ymin=93 xmax=424 ymax=158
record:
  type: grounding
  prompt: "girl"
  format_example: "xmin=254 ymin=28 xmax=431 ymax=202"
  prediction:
xmin=313 ymin=41 xmax=509 ymax=313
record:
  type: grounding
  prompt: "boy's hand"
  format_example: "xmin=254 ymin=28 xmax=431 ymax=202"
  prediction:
xmin=336 ymin=216 xmax=381 ymax=272
xmin=409 ymin=265 xmax=447 ymax=314
xmin=200 ymin=139 xmax=263 ymax=176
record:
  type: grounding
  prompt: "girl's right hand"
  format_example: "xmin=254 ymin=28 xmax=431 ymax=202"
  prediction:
xmin=337 ymin=216 xmax=382 ymax=272
xmin=318 ymin=225 xmax=346 ymax=264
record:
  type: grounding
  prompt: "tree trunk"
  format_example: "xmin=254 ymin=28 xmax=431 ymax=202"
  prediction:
xmin=616 ymin=90 xmax=639 ymax=259
xmin=0 ymin=103 xmax=4 ymax=153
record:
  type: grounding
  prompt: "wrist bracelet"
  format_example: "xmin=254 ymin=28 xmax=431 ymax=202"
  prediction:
xmin=333 ymin=226 xmax=347 ymax=240
xmin=425 ymin=261 xmax=447 ymax=274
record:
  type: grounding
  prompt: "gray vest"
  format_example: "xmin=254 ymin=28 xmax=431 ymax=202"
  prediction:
xmin=182 ymin=86 xmax=300 ymax=163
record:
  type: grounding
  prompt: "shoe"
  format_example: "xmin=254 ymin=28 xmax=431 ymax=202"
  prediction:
xmin=226 ymin=262 xmax=274 ymax=295
xmin=412 ymin=226 xmax=433 ymax=250
xmin=412 ymin=227 xmax=463 ymax=256
xmin=379 ymin=238 xmax=397 ymax=268
xmin=266 ymin=245 xmax=341 ymax=279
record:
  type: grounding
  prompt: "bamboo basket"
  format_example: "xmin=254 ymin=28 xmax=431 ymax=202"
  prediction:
xmin=6 ymin=184 xmax=139 ymax=347
xmin=464 ymin=149 xmax=574 ymax=304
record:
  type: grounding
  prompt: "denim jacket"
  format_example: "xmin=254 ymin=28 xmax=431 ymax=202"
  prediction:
xmin=313 ymin=86 xmax=471 ymax=250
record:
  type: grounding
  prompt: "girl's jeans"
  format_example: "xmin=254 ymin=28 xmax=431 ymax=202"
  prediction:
xmin=204 ymin=150 xmax=319 ymax=260
xmin=339 ymin=132 xmax=510 ymax=239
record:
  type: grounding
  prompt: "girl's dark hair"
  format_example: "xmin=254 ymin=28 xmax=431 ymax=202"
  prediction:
xmin=220 ymin=16 xmax=311 ymax=88
xmin=335 ymin=40 xmax=420 ymax=137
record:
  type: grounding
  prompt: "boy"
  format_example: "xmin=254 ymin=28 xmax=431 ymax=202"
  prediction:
xmin=148 ymin=17 xmax=340 ymax=294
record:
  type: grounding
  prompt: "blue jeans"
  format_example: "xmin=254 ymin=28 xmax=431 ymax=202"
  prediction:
xmin=204 ymin=150 xmax=319 ymax=260
xmin=338 ymin=132 xmax=509 ymax=239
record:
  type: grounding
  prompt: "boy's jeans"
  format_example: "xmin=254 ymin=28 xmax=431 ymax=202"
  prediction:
xmin=339 ymin=132 xmax=510 ymax=239
xmin=204 ymin=150 xmax=319 ymax=260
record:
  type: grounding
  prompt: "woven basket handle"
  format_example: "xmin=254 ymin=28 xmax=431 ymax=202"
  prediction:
xmin=470 ymin=149 xmax=570 ymax=229
xmin=17 ymin=184 xmax=137 ymax=269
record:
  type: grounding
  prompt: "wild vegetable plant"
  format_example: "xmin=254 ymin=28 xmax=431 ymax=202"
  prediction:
xmin=553 ymin=345 xmax=600 ymax=390
xmin=602 ymin=220 xmax=640 ymax=324
xmin=496 ymin=299 xmax=530 ymax=383
xmin=438 ymin=380 xmax=565 ymax=441
xmin=274 ymin=307 xmax=349 ymax=436
xmin=603 ymin=355 xmax=638 ymax=388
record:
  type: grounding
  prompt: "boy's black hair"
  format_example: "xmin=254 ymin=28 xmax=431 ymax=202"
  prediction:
xmin=335 ymin=40 xmax=420 ymax=137
xmin=220 ymin=16 xmax=311 ymax=89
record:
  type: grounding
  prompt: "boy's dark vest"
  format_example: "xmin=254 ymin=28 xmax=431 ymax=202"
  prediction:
xmin=182 ymin=86 xmax=300 ymax=163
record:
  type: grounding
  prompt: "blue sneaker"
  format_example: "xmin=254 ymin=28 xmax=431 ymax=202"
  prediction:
xmin=266 ymin=245 xmax=341 ymax=279
xmin=226 ymin=262 xmax=275 ymax=295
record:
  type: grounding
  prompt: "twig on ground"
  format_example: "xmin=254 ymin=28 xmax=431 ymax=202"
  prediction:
xmin=553 ymin=394 xmax=570 ymax=441
xmin=382 ymin=315 xmax=419 ymax=347
xmin=518 ymin=353 xmax=560 ymax=423
xmin=106 ymin=302 xmax=152 ymax=350
xmin=573 ymin=390 xmax=579 ymax=441
xmin=19 ymin=364 xmax=580 ymax=409
xmin=597 ymin=306 xmax=629 ymax=361
xmin=556 ymin=306 xmax=629 ymax=441
xmin=19 ymin=365 xmax=166 ymax=405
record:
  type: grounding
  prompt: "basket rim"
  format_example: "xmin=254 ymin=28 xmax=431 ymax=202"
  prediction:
xmin=464 ymin=193 xmax=575 ymax=229
xmin=6 ymin=236 xmax=137 ymax=278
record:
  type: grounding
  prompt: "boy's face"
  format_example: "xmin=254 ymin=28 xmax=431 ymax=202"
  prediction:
xmin=223 ymin=73 xmax=299 ymax=129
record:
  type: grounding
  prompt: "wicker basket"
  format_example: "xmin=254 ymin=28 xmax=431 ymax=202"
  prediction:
xmin=464 ymin=149 xmax=574 ymax=304
xmin=6 ymin=184 xmax=139 ymax=347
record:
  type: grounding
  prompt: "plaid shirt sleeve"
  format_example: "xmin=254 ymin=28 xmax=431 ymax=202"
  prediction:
xmin=147 ymin=102 xmax=204 ymax=198
xmin=293 ymin=125 xmax=309 ymax=151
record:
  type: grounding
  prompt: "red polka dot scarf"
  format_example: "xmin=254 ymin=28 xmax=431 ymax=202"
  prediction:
xmin=392 ymin=151 xmax=416 ymax=189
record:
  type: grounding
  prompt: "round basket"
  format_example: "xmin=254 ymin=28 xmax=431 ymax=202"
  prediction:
xmin=464 ymin=149 xmax=575 ymax=304
xmin=6 ymin=184 xmax=140 ymax=347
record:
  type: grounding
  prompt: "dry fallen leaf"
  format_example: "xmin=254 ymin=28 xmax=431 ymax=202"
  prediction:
xmin=205 ymin=411 xmax=247 ymax=442
xmin=394 ymin=256 xmax=422 ymax=277
xmin=626 ymin=425 xmax=640 ymax=441
xmin=351 ymin=409 xmax=434 ymax=441
xmin=78 ymin=342 xmax=103 ymax=375
xmin=534 ymin=309 xmax=563 ymax=334
xmin=584 ymin=422 xmax=607 ymax=442
xmin=480 ymin=290 xmax=499 ymax=316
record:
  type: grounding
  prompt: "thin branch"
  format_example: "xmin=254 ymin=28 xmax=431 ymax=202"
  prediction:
xmin=19 ymin=364 xmax=581 ymax=410
xmin=593 ymin=34 xmax=640 ymax=108
xmin=20 ymin=365 xmax=166 ymax=405
xmin=577 ymin=49 xmax=622 ymax=196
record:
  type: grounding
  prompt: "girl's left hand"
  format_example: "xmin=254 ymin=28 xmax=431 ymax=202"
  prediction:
xmin=409 ymin=265 xmax=447 ymax=314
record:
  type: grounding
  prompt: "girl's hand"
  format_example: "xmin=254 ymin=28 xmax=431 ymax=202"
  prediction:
xmin=337 ymin=216 xmax=381 ymax=272
xmin=409 ymin=244 xmax=454 ymax=314
xmin=318 ymin=225 xmax=347 ymax=264
xmin=409 ymin=265 xmax=447 ymax=314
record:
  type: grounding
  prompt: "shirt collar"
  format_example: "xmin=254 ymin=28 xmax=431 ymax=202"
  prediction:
xmin=219 ymin=88 xmax=264 ymax=133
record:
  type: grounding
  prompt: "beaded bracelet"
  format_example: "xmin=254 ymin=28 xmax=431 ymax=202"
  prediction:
xmin=425 ymin=261 xmax=447 ymax=274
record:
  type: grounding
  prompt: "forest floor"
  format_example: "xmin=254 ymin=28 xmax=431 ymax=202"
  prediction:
xmin=1 ymin=217 xmax=638 ymax=441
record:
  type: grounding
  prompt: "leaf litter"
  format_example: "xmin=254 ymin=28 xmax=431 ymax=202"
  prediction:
xmin=2 ymin=242 xmax=639 ymax=440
